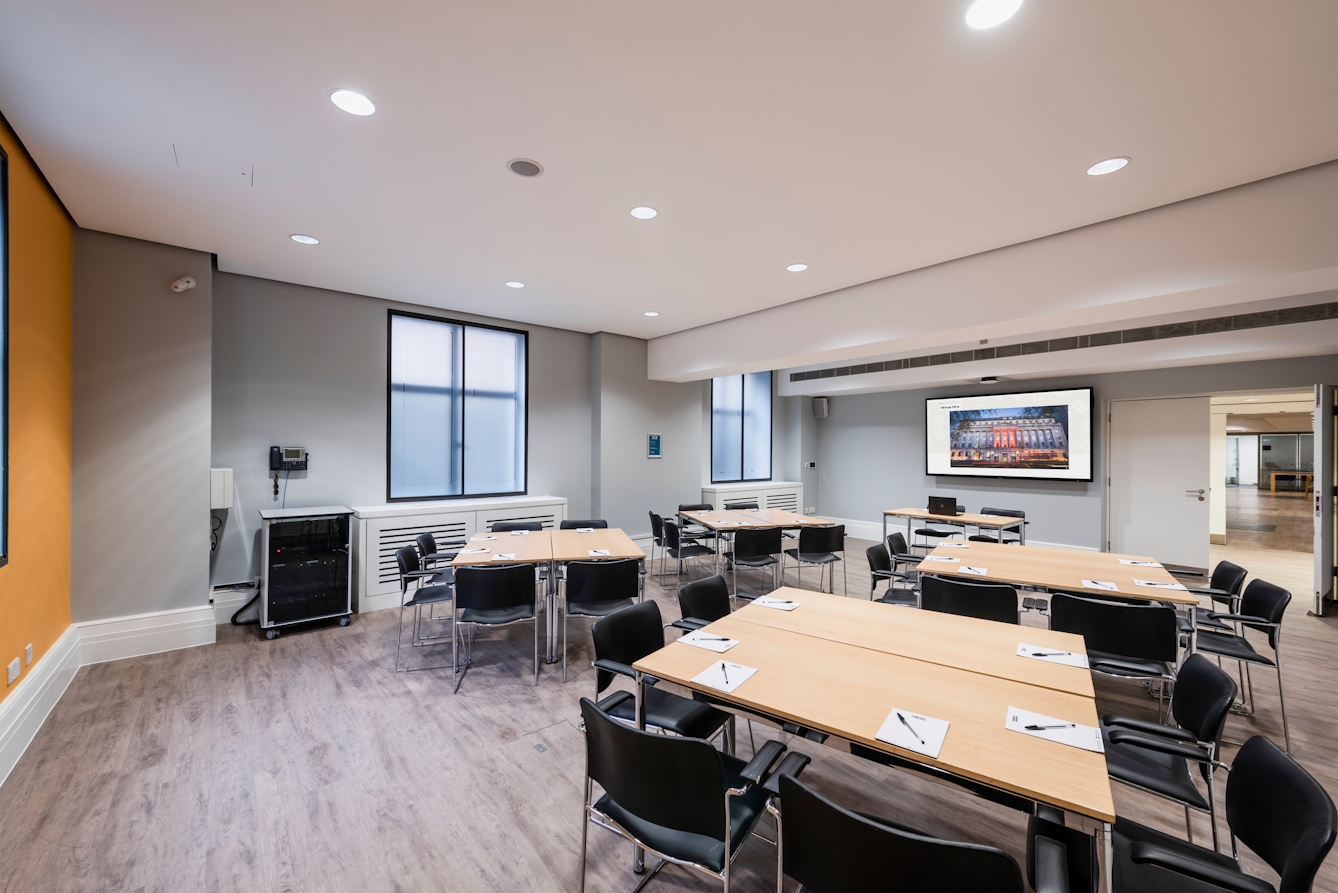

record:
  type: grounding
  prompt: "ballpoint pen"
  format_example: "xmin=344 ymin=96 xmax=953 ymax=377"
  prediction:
xmin=896 ymin=712 xmax=924 ymax=744
xmin=697 ymin=636 xmax=731 ymax=641
xmin=1025 ymin=723 xmax=1075 ymax=731
xmin=720 ymin=663 xmax=729 ymax=685
xmin=1029 ymin=651 xmax=1071 ymax=658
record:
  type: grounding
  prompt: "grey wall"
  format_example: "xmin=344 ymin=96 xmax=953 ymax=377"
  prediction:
xmin=210 ymin=273 xmax=592 ymax=585
xmin=72 ymin=230 xmax=213 ymax=621
xmin=814 ymin=354 xmax=1337 ymax=549
xmin=591 ymin=333 xmax=702 ymax=535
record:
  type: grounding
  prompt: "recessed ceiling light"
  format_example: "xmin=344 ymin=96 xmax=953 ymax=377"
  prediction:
xmin=1087 ymin=157 xmax=1130 ymax=176
xmin=630 ymin=207 xmax=658 ymax=219
xmin=965 ymin=0 xmax=1023 ymax=29
xmin=643 ymin=311 xmax=660 ymax=317
xmin=329 ymin=89 xmax=376 ymax=116
xmin=786 ymin=263 xmax=808 ymax=272
xmin=290 ymin=234 xmax=320 ymax=245
xmin=505 ymin=281 xmax=525 ymax=289
xmin=1242 ymin=397 xmax=1261 ymax=402
xmin=508 ymin=159 xmax=543 ymax=177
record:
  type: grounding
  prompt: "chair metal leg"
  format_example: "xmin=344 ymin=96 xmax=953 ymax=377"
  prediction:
xmin=562 ymin=601 xmax=568 ymax=683
xmin=1185 ymin=803 xmax=1193 ymax=844
xmin=1276 ymin=651 xmax=1291 ymax=753
xmin=579 ymin=780 xmax=591 ymax=893
xmin=452 ymin=607 xmax=464 ymax=693
xmin=1207 ymin=766 xmax=1220 ymax=853
xmin=535 ymin=606 xmax=541 ymax=687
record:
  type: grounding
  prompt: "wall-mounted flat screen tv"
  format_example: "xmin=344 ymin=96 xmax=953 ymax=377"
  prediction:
xmin=925 ymin=387 xmax=1094 ymax=481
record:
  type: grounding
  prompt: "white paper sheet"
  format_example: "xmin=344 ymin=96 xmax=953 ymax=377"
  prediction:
xmin=691 ymin=660 xmax=757 ymax=693
xmin=1017 ymin=643 xmax=1090 ymax=669
xmin=510 ymin=530 xmax=529 ymax=536
xmin=1005 ymin=706 xmax=1104 ymax=753
xmin=939 ymin=542 xmax=970 ymax=549
xmin=679 ymin=630 xmax=740 ymax=653
xmin=470 ymin=536 xmax=497 ymax=541
xmin=459 ymin=548 xmax=490 ymax=555
xmin=1082 ymin=580 xmax=1120 ymax=592
xmin=875 ymin=708 xmax=949 ymax=759
xmin=1134 ymin=578 xmax=1188 ymax=591
xmin=922 ymin=556 xmax=960 ymax=563
xmin=588 ymin=549 xmax=611 ymax=557
xmin=958 ymin=566 xmax=989 ymax=576
xmin=490 ymin=553 xmax=517 ymax=561
xmin=1119 ymin=558 xmax=1163 ymax=567
xmin=751 ymin=595 xmax=799 ymax=611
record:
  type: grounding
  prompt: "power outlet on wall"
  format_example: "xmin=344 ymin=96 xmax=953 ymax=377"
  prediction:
xmin=804 ymin=461 xmax=817 ymax=468
xmin=6 ymin=658 xmax=18 ymax=686
xmin=24 ymin=644 xmax=33 ymax=666
xmin=805 ymin=506 xmax=817 ymax=514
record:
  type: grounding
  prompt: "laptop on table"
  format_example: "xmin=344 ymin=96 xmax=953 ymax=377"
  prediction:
xmin=927 ymin=495 xmax=962 ymax=517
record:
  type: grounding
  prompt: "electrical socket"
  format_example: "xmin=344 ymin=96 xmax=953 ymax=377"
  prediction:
xmin=805 ymin=506 xmax=817 ymax=514
xmin=6 ymin=658 xmax=18 ymax=686
xmin=24 ymin=644 xmax=33 ymax=665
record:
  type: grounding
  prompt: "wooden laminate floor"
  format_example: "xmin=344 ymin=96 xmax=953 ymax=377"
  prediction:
xmin=1225 ymin=485 xmax=1313 ymax=552
xmin=2 ymin=540 xmax=1334 ymax=893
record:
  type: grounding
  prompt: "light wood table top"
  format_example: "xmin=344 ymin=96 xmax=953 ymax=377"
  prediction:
xmin=922 ymin=541 xmax=1199 ymax=605
xmin=550 ymin=527 xmax=645 ymax=562
xmin=677 ymin=509 xmax=772 ymax=530
xmin=731 ymin=588 xmax=1093 ymax=697
xmin=635 ymin=614 xmax=1115 ymax=822
xmin=739 ymin=509 xmax=833 ymax=527
xmin=884 ymin=507 xmax=1024 ymax=529
xmin=451 ymin=529 xmax=553 ymax=566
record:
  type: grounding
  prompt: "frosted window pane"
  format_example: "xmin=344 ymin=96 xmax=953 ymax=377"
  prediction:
xmin=742 ymin=371 xmax=772 ymax=480
xmin=389 ymin=315 xmax=462 ymax=497
xmin=712 ymin=375 xmax=744 ymax=482
xmin=464 ymin=327 xmax=526 ymax=494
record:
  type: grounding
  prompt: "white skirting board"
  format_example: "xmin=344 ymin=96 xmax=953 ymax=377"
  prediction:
xmin=0 ymin=604 xmax=217 ymax=788
xmin=817 ymin=516 xmax=1097 ymax=552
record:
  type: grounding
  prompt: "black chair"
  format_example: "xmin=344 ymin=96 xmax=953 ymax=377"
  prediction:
xmin=393 ymin=545 xmax=455 ymax=673
xmin=590 ymin=600 xmax=733 ymax=747
xmin=1101 ymin=654 xmax=1239 ymax=851
xmin=783 ymin=525 xmax=846 ymax=594
xmin=673 ymin=574 xmax=732 ymax=633
xmin=1110 ymin=736 xmax=1335 ymax=893
xmin=1181 ymin=560 xmax=1249 ymax=636
xmin=561 ymin=558 xmax=639 ymax=682
xmin=414 ymin=531 xmax=457 ymax=576
xmin=726 ymin=527 xmax=781 ymax=599
xmin=920 ymin=575 xmax=1018 ymax=624
xmin=561 ymin=519 xmax=609 ymax=529
xmin=678 ymin=503 xmax=715 ymax=542
xmin=664 ymin=519 xmax=714 ymax=578
xmin=885 ymin=532 xmax=923 ymax=577
xmin=1051 ymin=593 xmax=1180 ymax=714
xmin=1194 ymin=579 xmax=1293 ymax=753
xmin=648 ymin=512 xmax=668 ymax=576
xmin=968 ymin=506 xmax=1026 ymax=544
xmin=578 ymin=697 xmax=792 ymax=893
xmin=770 ymin=773 xmax=1037 ymax=892
xmin=723 ymin=499 xmax=759 ymax=511
xmin=914 ymin=504 xmax=964 ymax=551
xmin=450 ymin=563 xmax=540 ymax=692
xmin=866 ymin=543 xmax=917 ymax=606
xmin=1028 ymin=807 xmax=1100 ymax=893
xmin=491 ymin=520 xmax=543 ymax=532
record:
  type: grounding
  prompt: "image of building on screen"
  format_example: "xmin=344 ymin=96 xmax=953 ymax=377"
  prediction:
xmin=948 ymin=405 xmax=1069 ymax=469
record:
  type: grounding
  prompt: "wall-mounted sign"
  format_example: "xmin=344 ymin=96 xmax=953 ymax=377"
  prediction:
xmin=647 ymin=433 xmax=662 ymax=459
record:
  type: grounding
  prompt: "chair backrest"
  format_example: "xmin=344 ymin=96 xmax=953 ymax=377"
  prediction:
xmin=453 ymin=563 xmax=536 ymax=611
xmin=565 ymin=558 xmax=639 ymax=605
xmin=797 ymin=524 xmax=844 ymax=554
xmin=866 ymin=543 xmax=891 ymax=577
xmin=1049 ymin=593 xmax=1178 ymax=663
xmin=724 ymin=499 xmax=759 ymax=511
xmin=777 ymin=774 xmax=1025 ymax=892
xmin=591 ymin=600 xmax=665 ymax=693
xmin=1170 ymin=653 xmax=1238 ymax=745
xmin=1209 ymin=560 xmax=1248 ymax=597
xmin=560 ymin=519 xmax=609 ymax=529
xmin=663 ymin=520 xmax=684 ymax=550
xmin=648 ymin=512 xmax=664 ymax=542
xmin=921 ymin=575 xmax=1018 ymax=625
xmin=980 ymin=506 xmax=1025 ymax=519
xmin=395 ymin=545 xmax=420 ymax=594
xmin=1237 ymin=578 xmax=1291 ymax=646
xmin=679 ymin=503 xmax=713 ymax=513
xmin=734 ymin=527 xmax=782 ymax=559
xmin=1226 ymin=735 xmax=1337 ymax=892
xmin=677 ymin=575 xmax=731 ymax=625
xmin=415 ymin=532 xmax=438 ymax=558
xmin=886 ymin=531 xmax=912 ymax=557
xmin=580 ymin=698 xmax=728 ymax=842
xmin=491 ymin=520 xmax=543 ymax=532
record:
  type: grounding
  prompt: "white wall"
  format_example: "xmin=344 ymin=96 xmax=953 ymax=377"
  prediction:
xmin=72 ymin=230 xmax=213 ymax=621
xmin=211 ymin=273 xmax=592 ymax=585
xmin=1237 ymin=435 xmax=1260 ymax=487
xmin=812 ymin=354 xmax=1337 ymax=549
xmin=1210 ymin=413 xmax=1227 ymax=542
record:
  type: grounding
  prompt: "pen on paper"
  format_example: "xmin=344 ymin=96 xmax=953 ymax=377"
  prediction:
xmin=1030 ymin=651 xmax=1071 ymax=658
xmin=1025 ymin=723 xmax=1075 ymax=731
xmin=896 ymin=712 xmax=924 ymax=744
xmin=720 ymin=663 xmax=729 ymax=685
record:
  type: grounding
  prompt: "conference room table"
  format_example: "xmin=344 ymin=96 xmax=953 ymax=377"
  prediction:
xmin=883 ymin=506 xmax=1028 ymax=547
xmin=451 ymin=527 xmax=645 ymax=662
xmin=677 ymin=508 xmax=833 ymax=576
xmin=634 ymin=587 xmax=1117 ymax=888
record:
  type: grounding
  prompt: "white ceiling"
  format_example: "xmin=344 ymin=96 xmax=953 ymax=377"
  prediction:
xmin=2 ymin=1 xmax=1335 ymax=339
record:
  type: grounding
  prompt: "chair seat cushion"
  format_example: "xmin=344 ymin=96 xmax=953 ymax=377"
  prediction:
xmin=605 ymin=686 xmax=730 ymax=740
xmin=1179 ymin=608 xmax=1230 ymax=635
xmin=1101 ymin=722 xmax=1209 ymax=810
xmin=459 ymin=604 xmax=535 ymax=625
xmin=1087 ymin=650 xmax=1173 ymax=679
xmin=1194 ymin=631 xmax=1273 ymax=665
xmin=567 ymin=598 xmax=635 ymax=618
xmin=1112 ymin=816 xmax=1268 ymax=893
xmin=670 ymin=544 xmax=714 ymax=559
xmin=967 ymin=534 xmax=1019 ymax=544
xmin=782 ymin=549 xmax=840 ymax=564
xmin=915 ymin=528 xmax=955 ymax=538
xmin=875 ymin=588 xmax=918 ymax=607
xmin=593 ymin=751 xmax=769 ymax=874
xmin=727 ymin=554 xmax=778 ymax=568
xmin=403 ymin=584 xmax=454 ymax=608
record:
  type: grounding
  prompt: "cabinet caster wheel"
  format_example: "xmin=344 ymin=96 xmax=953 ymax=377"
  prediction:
xmin=265 ymin=629 xmax=279 ymax=640
xmin=339 ymin=616 xmax=351 ymax=627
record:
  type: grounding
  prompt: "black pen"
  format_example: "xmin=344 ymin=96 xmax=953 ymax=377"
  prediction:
xmin=720 ymin=662 xmax=729 ymax=685
xmin=1029 ymin=651 xmax=1071 ymax=658
xmin=896 ymin=711 xmax=924 ymax=744
xmin=697 ymin=636 xmax=732 ymax=642
xmin=1025 ymin=723 xmax=1075 ymax=731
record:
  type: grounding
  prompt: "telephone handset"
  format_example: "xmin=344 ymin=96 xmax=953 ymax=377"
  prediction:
xmin=270 ymin=446 xmax=308 ymax=472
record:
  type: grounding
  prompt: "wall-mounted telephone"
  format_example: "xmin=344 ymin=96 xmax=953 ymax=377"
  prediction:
xmin=270 ymin=446 xmax=308 ymax=472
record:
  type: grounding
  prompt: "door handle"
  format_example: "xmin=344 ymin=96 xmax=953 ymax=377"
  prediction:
xmin=1185 ymin=489 xmax=1204 ymax=495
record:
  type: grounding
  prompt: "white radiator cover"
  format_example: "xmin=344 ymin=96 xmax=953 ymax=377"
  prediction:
xmin=351 ymin=496 xmax=567 ymax=612
xmin=701 ymin=481 xmax=803 ymax=513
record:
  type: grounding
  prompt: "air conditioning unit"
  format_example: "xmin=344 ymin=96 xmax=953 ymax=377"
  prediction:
xmin=813 ymin=397 xmax=829 ymax=419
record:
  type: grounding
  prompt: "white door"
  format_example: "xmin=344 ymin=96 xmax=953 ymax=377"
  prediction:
xmin=1108 ymin=397 xmax=1210 ymax=571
